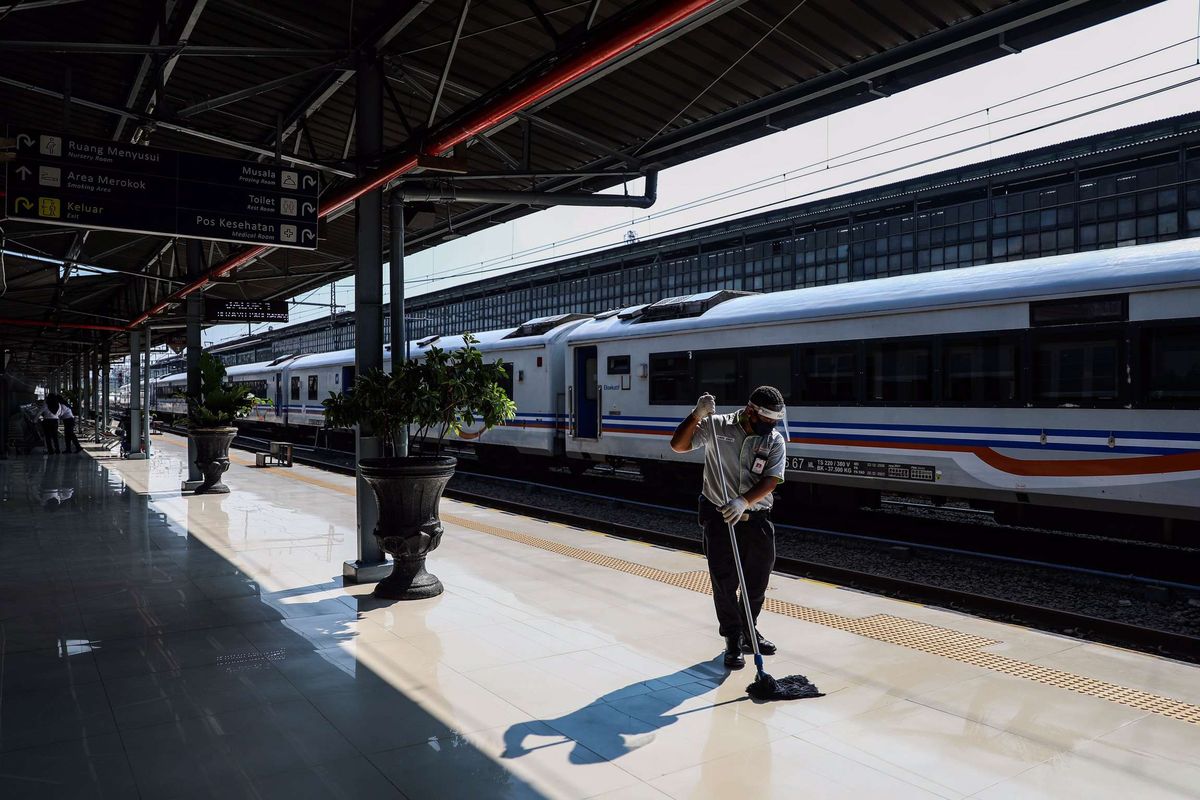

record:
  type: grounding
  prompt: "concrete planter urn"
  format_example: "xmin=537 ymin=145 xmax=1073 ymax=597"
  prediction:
xmin=360 ymin=455 xmax=457 ymax=600
xmin=190 ymin=427 xmax=237 ymax=494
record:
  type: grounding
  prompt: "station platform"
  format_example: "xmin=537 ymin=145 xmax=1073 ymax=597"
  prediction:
xmin=2 ymin=434 xmax=1199 ymax=799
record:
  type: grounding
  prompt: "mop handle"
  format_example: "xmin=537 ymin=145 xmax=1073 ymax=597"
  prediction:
xmin=708 ymin=423 xmax=764 ymax=668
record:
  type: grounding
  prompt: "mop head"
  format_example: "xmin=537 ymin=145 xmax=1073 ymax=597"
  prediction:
xmin=747 ymin=671 xmax=823 ymax=701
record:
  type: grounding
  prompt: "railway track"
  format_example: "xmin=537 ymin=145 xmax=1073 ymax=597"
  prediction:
xmin=166 ymin=426 xmax=1200 ymax=661
xmin=443 ymin=482 xmax=1200 ymax=663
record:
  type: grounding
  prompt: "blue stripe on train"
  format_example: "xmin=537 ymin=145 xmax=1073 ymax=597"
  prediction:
xmin=600 ymin=414 xmax=1200 ymax=443
xmin=599 ymin=422 xmax=1194 ymax=455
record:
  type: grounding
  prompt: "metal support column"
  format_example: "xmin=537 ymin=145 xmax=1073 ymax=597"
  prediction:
xmin=389 ymin=191 xmax=408 ymax=458
xmin=128 ymin=330 xmax=144 ymax=458
xmin=91 ymin=349 xmax=100 ymax=442
xmin=0 ymin=347 xmax=9 ymax=460
xmin=102 ymin=341 xmax=110 ymax=433
xmin=143 ymin=327 xmax=152 ymax=458
xmin=182 ymin=240 xmax=204 ymax=491
xmin=344 ymin=50 xmax=389 ymax=583
xmin=72 ymin=356 xmax=81 ymax=405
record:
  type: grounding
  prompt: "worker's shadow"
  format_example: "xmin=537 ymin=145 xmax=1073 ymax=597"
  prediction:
xmin=501 ymin=656 xmax=740 ymax=765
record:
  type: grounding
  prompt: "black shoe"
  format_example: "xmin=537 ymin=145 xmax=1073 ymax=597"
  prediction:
xmin=740 ymin=631 xmax=777 ymax=656
xmin=723 ymin=635 xmax=745 ymax=670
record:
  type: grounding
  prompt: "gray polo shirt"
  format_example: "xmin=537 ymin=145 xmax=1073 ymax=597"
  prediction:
xmin=689 ymin=411 xmax=786 ymax=510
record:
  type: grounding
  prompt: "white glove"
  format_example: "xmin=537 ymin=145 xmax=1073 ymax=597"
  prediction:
xmin=692 ymin=394 xmax=716 ymax=420
xmin=719 ymin=496 xmax=749 ymax=523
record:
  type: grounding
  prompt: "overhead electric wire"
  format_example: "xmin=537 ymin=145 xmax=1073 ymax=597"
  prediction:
xmin=403 ymin=62 xmax=1200 ymax=289
xmin=411 ymin=37 xmax=1200 ymax=284
xmin=402 ymin=36 xmax=1196 ymax=276
xmin=215 ymin=32 xmax=1200 ymax=344
xmin=635 ymin=0 xmax=810 ymax=156
xmin=399 ymin=35 xmax=1200 ymax=285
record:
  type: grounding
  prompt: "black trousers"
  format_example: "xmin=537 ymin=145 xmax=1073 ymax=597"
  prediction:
xmin=698 ymin=497 xmax=776 ymax=638
xmin=63 ymin=419 xmax=81 ymax=453
xmin=41 ymin=420 xmax=60 ymax=454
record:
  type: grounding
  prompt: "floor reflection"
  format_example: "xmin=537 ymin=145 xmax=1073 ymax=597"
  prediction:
xmin=0 ymin=449 xmax=549 ymax=799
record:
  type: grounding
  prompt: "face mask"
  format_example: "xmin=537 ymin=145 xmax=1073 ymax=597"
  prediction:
xmin=751 ymin=419 xmax=775 ymax=437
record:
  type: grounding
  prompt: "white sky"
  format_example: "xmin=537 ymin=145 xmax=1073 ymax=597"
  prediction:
xmin=202 ymin=0 xmax=1200 ymax=347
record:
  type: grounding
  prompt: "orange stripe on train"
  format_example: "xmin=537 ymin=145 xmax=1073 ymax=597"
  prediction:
xmin=598 ymin=427 xmax=1200 ymax=478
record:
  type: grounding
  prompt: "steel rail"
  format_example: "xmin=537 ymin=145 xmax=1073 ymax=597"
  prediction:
xmin=161 ymin=426 xmax=1200 ymax=660
xmin=440 ymin=484 xmax=1200 ymax=661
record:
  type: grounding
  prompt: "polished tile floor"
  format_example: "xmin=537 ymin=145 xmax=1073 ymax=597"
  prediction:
xmin=1 ymin=434 xmax=1198 ymax=799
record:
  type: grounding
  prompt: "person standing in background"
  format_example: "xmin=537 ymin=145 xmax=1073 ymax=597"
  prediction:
xmin=39 ymin=395 xmax=61 ymax=455
xmin=58 ymin=399 xmax=82 ymax=454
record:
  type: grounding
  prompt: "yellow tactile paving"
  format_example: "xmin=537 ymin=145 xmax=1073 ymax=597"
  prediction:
xmin=159 ymin=433 xmax=1200 ymax=725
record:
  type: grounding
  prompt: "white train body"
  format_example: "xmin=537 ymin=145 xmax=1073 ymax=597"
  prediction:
xmin=408 ymin=315 xmax=587 ymax=455
xmin=154 ymin=357 xmax=300 ymax=423
xmin=151 ymin=240 xmax=1200 ymax=521
xmin=564 ymin=239 xmax=1200 ymax=521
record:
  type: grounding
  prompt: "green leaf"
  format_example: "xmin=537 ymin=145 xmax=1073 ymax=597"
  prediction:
xmin=184 ymin=353 xmax=262 ymax=428
xmin=323 ymin=333 xmax=517 ymax=451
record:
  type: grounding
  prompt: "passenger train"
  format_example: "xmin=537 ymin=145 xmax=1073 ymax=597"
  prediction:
xmin=154 ymin=239 xmax=1200 ymax=527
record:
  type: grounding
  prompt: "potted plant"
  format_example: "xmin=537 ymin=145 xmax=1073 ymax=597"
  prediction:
xmin=185 ymin=352 xmax=258 ymax=494
xmin=323 ymin=334 xmax=516 ymax=600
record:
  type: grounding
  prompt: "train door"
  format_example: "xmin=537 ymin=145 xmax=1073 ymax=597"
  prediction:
xmin=274 ymin=372 xmax=284 ymax=420
xmin=573 ymin=346 xmax=598 ymax=439
xmin=340 ymin=366 xmax=355 ymax=394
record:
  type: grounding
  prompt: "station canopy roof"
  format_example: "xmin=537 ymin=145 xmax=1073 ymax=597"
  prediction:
xmin=0 ymin=0 xmax=1158 ymax=382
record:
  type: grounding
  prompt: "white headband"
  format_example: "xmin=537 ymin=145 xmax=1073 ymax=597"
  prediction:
xmin=748 ymin=402 xmax=785 ymax=420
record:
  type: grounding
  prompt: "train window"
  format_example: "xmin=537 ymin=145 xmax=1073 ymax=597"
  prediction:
xmin=1031 ymin=294 xmax=1126 ymax=326
xmin=1034 ymin=337 xmax=1119 ymax=403
xmin=1142 ymin=327 xmax=1200 ymax=405
xmin=649 ymin=352 xmax=691 ymax=405
xmin=290 ymin=376 xmax=300 ymax=401
xmin=607 ymin=355 xmax=631 ymax=375
xmin=498 ymin=363 xmax=515 ymax=400
xmin=307 ymin=375 xmax=319 ymax=401
xmin=801 ymin=346 xmax=856 ymax=402
xmin=746 ymin=349 xmax=794 ymax=402
xmin=867 ymin=342 xmax=932 ymax=402
xmin=695 ymin=351 xmax=738 ymax=405
xmin=943 ymin=339 xmax=1018 ymax=404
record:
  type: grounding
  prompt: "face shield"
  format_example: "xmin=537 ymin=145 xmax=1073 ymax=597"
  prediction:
xmin=746 ymin=401 xmax=785 ymax=437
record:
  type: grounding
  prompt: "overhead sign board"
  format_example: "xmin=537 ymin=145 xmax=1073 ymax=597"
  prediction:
xmin=204 ymin=299 xmax=290 ymax=323
xmin=3 ymin=131 xmax=319 ymax=249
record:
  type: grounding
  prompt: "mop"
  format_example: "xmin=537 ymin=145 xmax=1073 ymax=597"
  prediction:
xmin=711 ymin=416 xmax=822 ymax=702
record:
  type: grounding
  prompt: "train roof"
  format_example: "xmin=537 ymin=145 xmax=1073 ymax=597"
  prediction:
xmin=155 ymin=355 xmax=303 ymax=384
xmin=412 ymin=315 xmax=591 ymax=355
xmin=568 ymin=238 xmax=1200 ymax=344
xmin=285 ymin=346 xmax=370 ymax=371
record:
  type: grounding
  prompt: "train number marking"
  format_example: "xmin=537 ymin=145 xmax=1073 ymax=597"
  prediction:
xmin=787 ymin=456 xmax=939 ymax=482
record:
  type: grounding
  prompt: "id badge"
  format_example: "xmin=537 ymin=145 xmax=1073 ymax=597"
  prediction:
xmin=751 ymin=457 xmax=766 ymax=475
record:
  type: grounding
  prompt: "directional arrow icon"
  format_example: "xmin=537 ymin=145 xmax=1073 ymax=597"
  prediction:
xmin=301 ymin=229 xmax=315 ymax=242
xmin=16 ymin=134 xmax=33 ymax=149
xmin=302 ymin=202 xmax=315 ymax=215
xmin=15 ymin=197 xmax=34 ymax=212
xmin=15 ymin=166 xmax=31 ymax=180
xmin=302 ymin=175 xmax=316 ymax=189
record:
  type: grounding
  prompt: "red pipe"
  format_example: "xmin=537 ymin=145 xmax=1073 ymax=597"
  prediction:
xmin=0 ymin=317 xmax=126 ymax=332
xmin=124 ymin=0 xmax=720 ymax=330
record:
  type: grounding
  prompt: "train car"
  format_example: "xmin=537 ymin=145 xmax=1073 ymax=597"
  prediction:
xmin=563 ymin=238 xmax=1200 ymax=524
xmin=276 ymin=348 xmax=365 ymax=428
xmin=153 ymin=371 xmax=188 ymax=417
xmin=408 ymin=313 xmax=590 ymax=459
xmin=151 ymin=355 xmax=299 ymax=423
xmin=195 ymin=312 xmax=586 ymax=459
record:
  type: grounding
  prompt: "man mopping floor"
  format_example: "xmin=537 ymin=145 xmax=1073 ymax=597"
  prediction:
xmin=670 ymin=385 xmax=821 ymax=701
